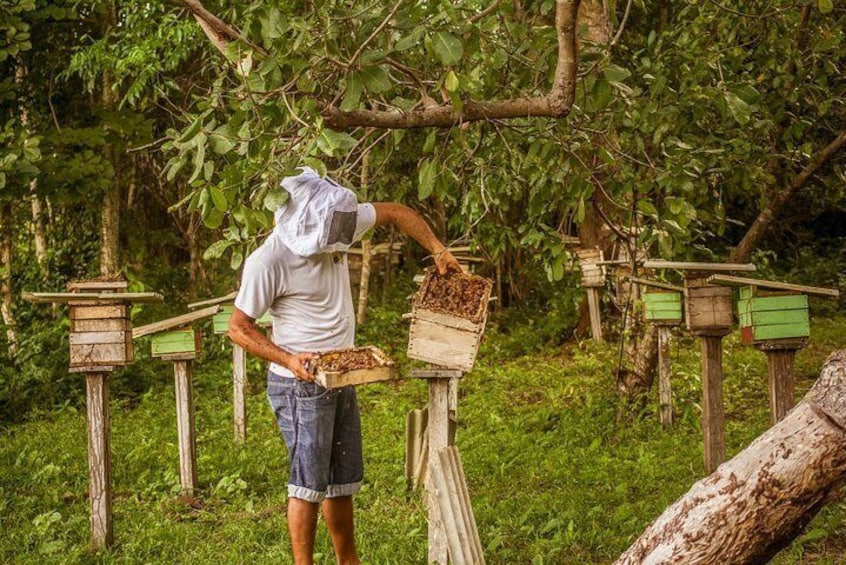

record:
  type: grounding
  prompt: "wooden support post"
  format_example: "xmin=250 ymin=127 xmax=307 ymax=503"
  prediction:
xmin=586 ymin=287 xmax=603 ymax=343
xmin=427 ymin=377 xmax=451 ymax=565
xmin=84 ymin=372 xmax=113 ymax=550
xmin=173 ymin=360 xmax=198 ymax=495
xmin=755 ymin=339 xmax=806 ymax=425
xmin=233 ymin=344 xmax=247 ymax=443
xmin=657 ymin=326 xmax=673 ymax=428
xmin=700 ymin=334 xmax=727 ymax=473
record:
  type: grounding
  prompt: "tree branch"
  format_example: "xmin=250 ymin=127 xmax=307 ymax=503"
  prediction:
xmin=729 ymin=128 xmax=846 ymax=263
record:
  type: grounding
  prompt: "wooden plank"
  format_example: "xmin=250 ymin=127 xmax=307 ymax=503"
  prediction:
xmin=233 ymin=344 xmax=247 ymax=443
xmin=410 ymin=369 xmax=465 ymax=380
xmin=151 ymin=329 xmax=199 ymax=357
xmin=23 ymin=291 xmax=163 ymax=303
xmin=315 ymin=366 xmax=395 ymax=389
xmin=408 ymin=319 xmax=482 ymax=371
xmin=187 ymin=292 xmax=237 ymax=310
xmin=741 ymin=294 xmax=809 ymax=313
xmin=658 ymin=326 xmax=673 ymax=428
xmin=85 ymin=372 xmax=113 ymax=550
xmin=586 ymin=287 xmax=603 ymax=342
xmin=749 ymin=322 xmax=811 ymax=341
xmin=748 ymin=309 xmax=809 ymax=326
xmin=644 ymin=260 xmax=756 ymax=272
xmin=71 ymin=343 xmax=132 ymax=367
xmin=432 ymin=446 xmax=485 ymax=565
xmin=405 ymin=408 xmax=428 ymax=491
xmin=701 ymin=336 xmax=726 ymax=473
xmin=71 ymin=318 xmax=130 ymax=333
xmin=412 ymin=307 xmax=483 ymax=332
xmin=67 ymin=280 xmax=128 ymax=291
xmin=70 ymin=331 xmax=128 ymax=346
xmin=631 ymin=277 xmax=686 ymax=292
xmin=427 ymin=379 xmax=451 ymax=565
xmin=213 ymin=306 xmax=235 ymax=335
xmin=643 ymin=291 xmax=684 ymax=303
xmin=707 ymin=274 xmax=840 ymax=298
xmin=686 ymin=286 xmax=733 ymax=299
xmin=132 ymin=305 xmax=220 ymax=338
xmin=70 ymin=305 xmax=128 ymax=320
xmin=173 ymin=360 xmax=198 ymax=496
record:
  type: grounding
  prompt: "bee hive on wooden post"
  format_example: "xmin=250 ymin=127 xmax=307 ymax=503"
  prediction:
xmin=314 ymin=346 xmax=395 ymax=389
xmin=151 ymin=327 xmax=202 ymax=359
xmin=643 ymin=290 xmax=683 ymax=325
xmin=737 ymin=287 xmax=810 ymax=345
xmin=683 ymin=276 xmax=733 ymax=333
xmin=407 ymin=269 xmax=494 ymax=371
xmin=67 ymin=281 xmax=134 ymax=368
xmin=576 ymin=249 xmax=606 ymax=288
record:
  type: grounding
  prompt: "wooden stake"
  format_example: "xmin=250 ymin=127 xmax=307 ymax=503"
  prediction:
xmin=755 ymin=340 xmax=805 ymax=425
xmin=85 ymin=372 xmax=113 ymax=550
xmin=700 ymin=335 xmax=726 ymax=473
xmin=657 ymin=326 xmax=673 ymax=427
xmin=173 ymin=360 xmax=198 ymax=495
xmin=427 ymin=377 xmax=451 ymax=565
xmin=233 ymin=344 xmax=247 ymax=443
xmin=586 ymin=287 xmax=603 ymax=342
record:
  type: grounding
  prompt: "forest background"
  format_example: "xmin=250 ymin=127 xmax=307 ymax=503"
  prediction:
xmin=0 ymin=0 xmax=845 ymax=563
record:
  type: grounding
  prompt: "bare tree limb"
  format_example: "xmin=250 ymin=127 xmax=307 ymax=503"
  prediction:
xmin=729 ymin=128 xmax=846 ymax=263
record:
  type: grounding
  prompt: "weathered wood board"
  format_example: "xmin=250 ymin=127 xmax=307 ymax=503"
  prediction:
xmin=738 ymin=287 xmax=810 ymax=344
xmin=151 ymin=328 xmax=200 ymax=358
xmin=644 ymin=290 xmax=683 ymax=324
xmin=432 ymin=446 xmax=486 ymax=565
xmin=576 ymin=248 xmax=606 ymax=288
xmin=213 ymin=305 xmax=234 ymax=334
xmin=684 ymin=277 xmax=733 ymax=332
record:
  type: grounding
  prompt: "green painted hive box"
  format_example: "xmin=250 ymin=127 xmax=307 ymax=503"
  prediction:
xmin=643 ymin=291 xmax=683 ymax=323
xmin=256 ymin=311 xmax=272 ymax=328
xmin=151 ymin=327 xmax=201 ymax=357
xmin=737 ymin=286 xmax=809 ymax=345
xmin=213 ymin=305 xmax=234 ymax=334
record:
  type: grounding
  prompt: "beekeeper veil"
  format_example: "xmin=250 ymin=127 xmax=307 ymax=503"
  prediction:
xmin=273 ymin=167 xmax=359 ymax=257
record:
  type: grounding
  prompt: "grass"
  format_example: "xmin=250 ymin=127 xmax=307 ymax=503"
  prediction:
xmin=1 ymin=309 xmax=845 ymax=564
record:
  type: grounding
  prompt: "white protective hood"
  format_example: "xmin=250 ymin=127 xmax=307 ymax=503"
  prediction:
xmin=273 ymin=167 xmax=359 ymax=257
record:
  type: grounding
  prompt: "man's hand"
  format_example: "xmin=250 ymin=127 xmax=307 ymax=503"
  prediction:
xmin=434 ymin=248 xmax=464 ymax=275
xmin=286 ymin=351 xmax=319 ymax=381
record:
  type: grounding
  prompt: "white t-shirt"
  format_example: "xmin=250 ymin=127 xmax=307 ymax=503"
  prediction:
xmin=235 ymin=203 xmax=377 ymax=377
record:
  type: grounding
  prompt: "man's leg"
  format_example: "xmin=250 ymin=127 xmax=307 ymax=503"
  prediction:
xmin=322 ymin=495 xmax=359 ymax=565
xmin=288 ymin=498 xmax=319 ymax=565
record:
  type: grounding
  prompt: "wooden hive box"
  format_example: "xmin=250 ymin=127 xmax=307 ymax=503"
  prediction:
xmin=151 ymin=327 xmax=201 ymax=358
xmin=314 ymin=346 xmax=395 ymax=389
xmin=684 ymin=277 xmax=733 ymax=332
xmin=576 ymin=249 xmax=606 ymax=288
xmin=212 ymin=304 xmax=234 ymax=334
xmin=69 ymin=302 xmax=134 ymax=368
xmin=643 ymin=290 xmax=683 ymax=324
xmin=737 ymin=286 xmax=809 ymax=344
xmin=407 ymin=269 xmax=494 ymax=371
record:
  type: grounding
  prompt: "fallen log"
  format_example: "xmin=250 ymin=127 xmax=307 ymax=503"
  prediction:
xmin=616 ymin=350 xmax=846 ymax=565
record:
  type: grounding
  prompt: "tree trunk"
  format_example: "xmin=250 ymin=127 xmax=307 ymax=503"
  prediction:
xmin=99 ymin=5 xmax=121 ymax=277
xmin=616 ymin=350 xmax=846 ymax=565
xmin=0 ymin=203 xmax=19 ymax=357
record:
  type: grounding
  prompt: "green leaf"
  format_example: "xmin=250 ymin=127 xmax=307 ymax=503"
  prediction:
xmin=428 ymin=32 xmax=463 ymax=66
xmin=724 ymin=91 xmax=752 ymax=124
xmin=203 ymin=239 xmax=235 ymax=261
xmin=818 ymin=0 xmax=833 ymax=13
xmin=230 ymin=248 xmax=244 ymax=270
xmin=589 ymin=78 xmax=612 ymax=112
xmin=417 ymin=158 xmax=436 ymax=200
xmin=395 ymin=26 xmax=425 ymax=51
xmin=187 ymin=134 xmax=206 ymax=184
xmin=263 ymin=189 xmax=289 ymax=211
xmin=210 ymin=186 xmax=228 ymax=212
xmin=209 ymin=125 xmax=236 ymax=155
xmin=341 ymin=73 xmax=363 ymax=112
xmin=303 ymin=157 xmax=327 ymax=177
xmin=203 ymin=208 xmax=224 ymax=229
xmin=444 ymin=70 xmax=459 ymax=92
xmin=602 ymin=64 xmax=631 ymax=82
xmin=360 ymin=66 xmax=391 ymax=94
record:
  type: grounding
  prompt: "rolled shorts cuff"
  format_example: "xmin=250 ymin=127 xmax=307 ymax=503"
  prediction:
xmin=326 ymin=481 xmax=362 ymax=499
xmin=288 ymin=485 xmax=326 ymax=504
xmin=287 ymin=481 xmax=362 ymax=503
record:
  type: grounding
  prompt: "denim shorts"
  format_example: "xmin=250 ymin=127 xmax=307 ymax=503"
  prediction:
xmin=266 ymin=371 xmax=363 ymax=503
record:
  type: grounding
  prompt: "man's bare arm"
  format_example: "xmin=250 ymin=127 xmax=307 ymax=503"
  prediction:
xmin=371 ymin=202 xmax=463 ymax=274
xmin=228 ymin=308 xmax=316 ymax=381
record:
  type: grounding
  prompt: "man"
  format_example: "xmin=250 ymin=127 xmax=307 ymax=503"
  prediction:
xmin=228 ymin=166 xmax=461 ymax=565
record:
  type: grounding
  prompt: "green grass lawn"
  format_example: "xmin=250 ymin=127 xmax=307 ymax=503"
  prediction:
xmin=1 ymin=313 xmax=845 ymax=564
